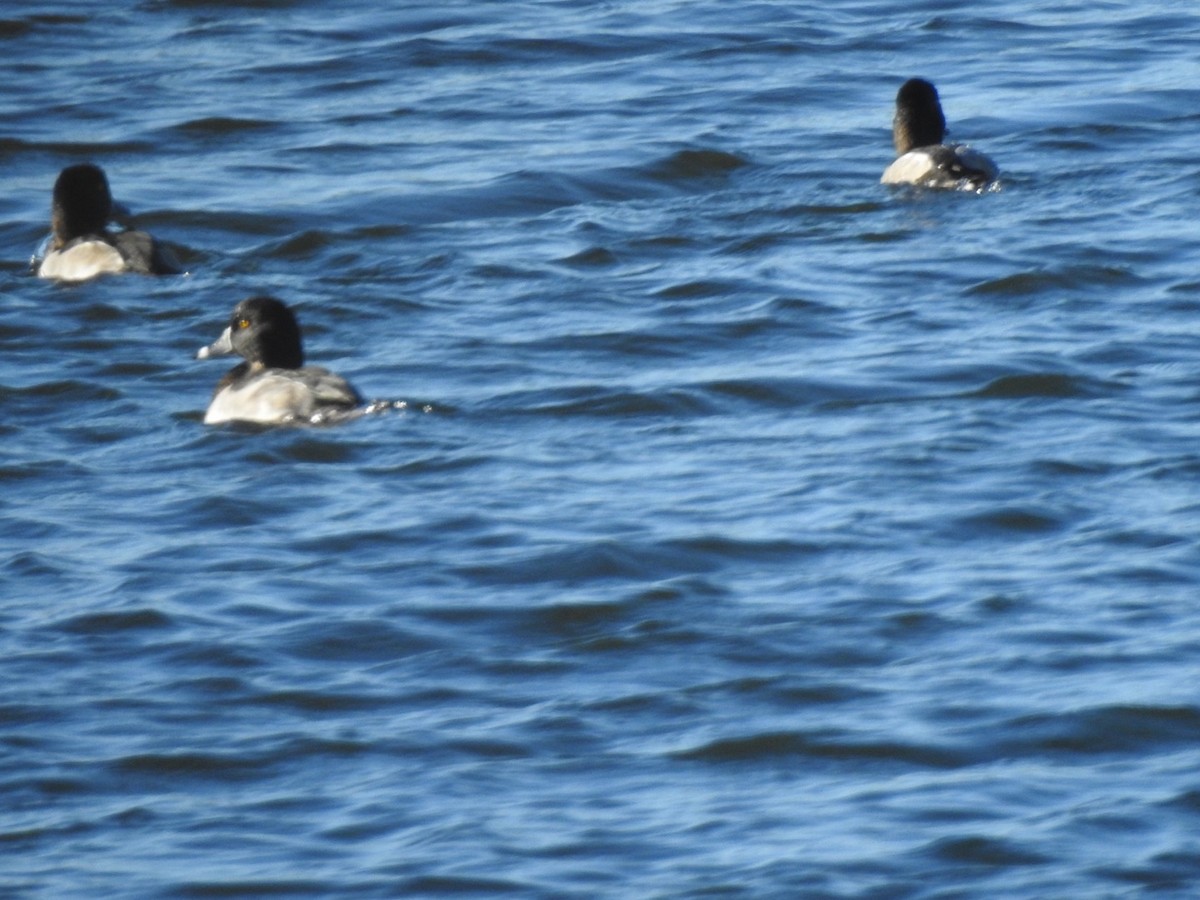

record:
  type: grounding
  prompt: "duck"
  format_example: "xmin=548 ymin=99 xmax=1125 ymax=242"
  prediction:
xmin=195 ymin=295 xmax=363 ymax=425
xmin=36 ymin=163 xmax=179 ymax=281
xmin=881 ymin=78 xmax=998 ymax=189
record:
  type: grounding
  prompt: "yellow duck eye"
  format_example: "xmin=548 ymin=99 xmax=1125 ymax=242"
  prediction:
xmin=237 ymin=318 xmax=251 ymax=330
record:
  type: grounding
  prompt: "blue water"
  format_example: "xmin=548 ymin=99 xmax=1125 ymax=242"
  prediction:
xmin=4 ymin=1 xmax=1200 ymax=896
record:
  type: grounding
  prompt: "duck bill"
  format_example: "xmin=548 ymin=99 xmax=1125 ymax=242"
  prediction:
xmin=196 ymin=325 xmax=234 ymax=360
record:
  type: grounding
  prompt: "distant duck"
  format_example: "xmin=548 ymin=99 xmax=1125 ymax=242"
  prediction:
xmin=881 ymin=78 xmax=998 ymax=190
xmin=36 ymin=163 xmax=179 ymax=281
xmin=196 ymin=295 xmax=363 ymax=426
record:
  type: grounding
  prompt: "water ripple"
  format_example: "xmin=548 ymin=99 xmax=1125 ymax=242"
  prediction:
xmin=5 ymin=2 xmax=1200 ymax=896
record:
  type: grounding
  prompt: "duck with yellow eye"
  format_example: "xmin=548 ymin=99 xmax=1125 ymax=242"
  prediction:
xmin=195 ymin=295 xmax=362 ymax=426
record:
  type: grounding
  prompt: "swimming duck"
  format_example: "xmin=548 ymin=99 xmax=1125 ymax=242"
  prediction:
xmin=36 ymin=163 xmax=179 ymax=281
xmin=195 ymin=295 xmax=363 ymax=425
xmin=881 ymin=78 xmax=997 ymax=189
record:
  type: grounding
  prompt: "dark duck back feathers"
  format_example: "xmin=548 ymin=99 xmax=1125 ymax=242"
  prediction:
xmin=196 ymin=296 xmax=363 ymax=426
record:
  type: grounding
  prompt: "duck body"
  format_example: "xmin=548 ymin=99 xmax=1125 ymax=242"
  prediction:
xmin=881 ymin=78 xmax=997 ymax=190
xmin=38 ymin=229 xmax=175 ymax=281
xmin=882 ymin=143 xmax=998 ymax=189
xmin=35 ymin=163 xmax=178 ymax=281
xmin=196 ymin=296 xmax=362 ymax=426
xmin=202 ymin=362 xmax=362 ymax=425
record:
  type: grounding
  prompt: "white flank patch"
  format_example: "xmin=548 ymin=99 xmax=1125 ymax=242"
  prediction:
xmin=881 ymin=151 xmax=936 ymax=185
xmin=38 ymin=241 xmax=126 ymax=282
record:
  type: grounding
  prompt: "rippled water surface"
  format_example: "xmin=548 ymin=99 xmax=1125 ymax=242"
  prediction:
xmin=4 ymin=1 xmax=1200 ymax=896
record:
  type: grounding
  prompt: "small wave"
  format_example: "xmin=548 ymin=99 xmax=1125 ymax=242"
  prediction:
xmin=0 ymin=703 xmax=58 ymax=727
xmin=971 ymin=373 xmax=1093 ymax=399
xmin=1 ymin=381 xmax=122 ymax=413
xmin=643 ymin=148 xmax=750 ymax=182
xmin=528 ymin=599 xmax=637 ymax=633
xmin=513 ymin=586 xmax=718 ymax=651
xmin=653 ymin=278 xmax=745 ymax=300
xmin=0 ymin=19 xmax=32 ymax=39
xmin=951 ymin=506 xmax=1065 ymax=535
xmin=148 ymin=209 xmax=287 ymax=236
xmin=675 ymin=730 xmax=966 ymax=768
xmin=444 ymin=738 xmax=531 ymax=759
xmin=1001 ymin=704 xmax=1200 ymax=756
xmin=668 ymin=534 xmax=822 ymax=562
xmin=0 ymin=457 xmax=88 ymax=494
xmin=0 ymin=819 xmax=91 ymax=848
xmin=170 ymin=116 xmax=279 ymax=135
xmin=55 ymin=608 xmax=174 ymax=634
xmin=459 ymin=539 xmax=713 ymax=587
xmin=1092 ymin=856 xmax=1200 ymax=894
xmin=245 ymin=434 xmax=361 ymax=463
xmin=925 ymin=835 xmax=1050 ymax=866
xmin=558 ymin=246 xmax=619 ymax=267
xmin=1164 ymin=789 xmax=1200 ymax=814
xmin=357 ymin=149 xmax=743 ymax=228
xmin=292 ymin=527 xmax=416 ymax=555
xmin=254 ymin=690 xmax=394 ymax=714
xmin=705 ymin=375 xmax=894 ymax=411
xmin=111 ymin=752 xmax=269 ymax=782
xmin=154 ymin=0 xmax=306 ymax=10
xmin=498 ymin=384 xmax=714 ymax=418
xmin=395 ymin=32 xmax=663 ymax=69
xmin=397 ymin=875 xmax=536 ymax=896
xmin=171 ymin=879 xmax=335 ymax=898
xmin=785 ymin=201 xmax=885 ymax=217
xmin=495 ymin=375 xmax=874 ymax=418
xmin=0 ymin=137 xmax=153 ymax=158
xmin=280 ymin=619 xmax=437 ymax=663
xmin=968 ymin=265 xmax=1140 ymax=296
xmin=697 ymin=377 xmax=814 ymax=409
